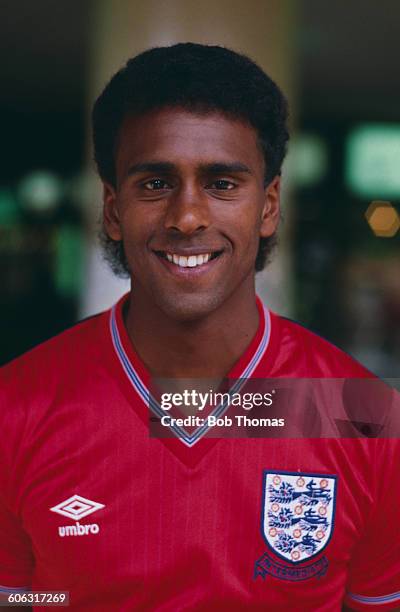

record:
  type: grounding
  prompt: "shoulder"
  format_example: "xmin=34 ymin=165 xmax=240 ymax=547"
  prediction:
xmin=0 ymin=309 xmax=110 ymax=405
xmin=0 ymin=309 xmax=114 ymax=492
xmin=268 ymin=311 xmax=372 ymax=377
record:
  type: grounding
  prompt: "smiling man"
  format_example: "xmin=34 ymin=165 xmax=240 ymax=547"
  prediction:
xmin=103 ymin=106 xmax=280 ymax=379
xmin=0 ymin=44 xmax=399 ymax=611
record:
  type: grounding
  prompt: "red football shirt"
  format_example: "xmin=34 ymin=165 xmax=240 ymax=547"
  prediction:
xmin=0 ymin=294 xmax=399 ymax=611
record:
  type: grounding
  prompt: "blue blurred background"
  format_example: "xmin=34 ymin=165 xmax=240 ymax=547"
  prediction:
xmin=0 ymin=0 xmax=399 ymax=376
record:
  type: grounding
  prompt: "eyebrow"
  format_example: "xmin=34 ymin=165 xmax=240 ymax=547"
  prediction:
xmin=126 ymin=161 xmax=252 ymax=177
xmin=201 ymin=162 xmax=252 ymax=175
xmin=126 ymin=162 xmax=175 ymax=176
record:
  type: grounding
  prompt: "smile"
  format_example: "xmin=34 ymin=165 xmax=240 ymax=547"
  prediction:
xmin=155 ymin=251 xmax=222 ymax=269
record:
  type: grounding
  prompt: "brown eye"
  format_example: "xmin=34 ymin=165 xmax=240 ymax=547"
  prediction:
xmin=210 ymin=180 xmax=236 ymax=190
xmin=144 ymin=179 xmax=170 ymax=190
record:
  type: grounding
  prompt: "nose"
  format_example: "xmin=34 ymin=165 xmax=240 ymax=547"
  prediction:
xmin=164 ymin=184 xmax=210 ymax=235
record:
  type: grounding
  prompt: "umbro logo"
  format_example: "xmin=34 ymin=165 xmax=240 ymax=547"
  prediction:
xmin=50 ymin=495 xmax=105 ymax=538
xmin=50 ymin=494 xmax=105 ymax=520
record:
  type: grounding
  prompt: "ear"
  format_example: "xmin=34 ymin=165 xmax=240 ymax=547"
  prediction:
xmin=103 ymin=182 xmax=122 ymax=241
xmin=260 ymin=175 xmax=281 ymax=238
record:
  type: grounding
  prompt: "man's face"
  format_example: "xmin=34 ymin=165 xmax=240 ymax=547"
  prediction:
xmin=103 ymin=107 xmax=280 ymax=321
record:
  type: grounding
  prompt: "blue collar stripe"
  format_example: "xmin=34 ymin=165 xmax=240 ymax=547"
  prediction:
xmin=110 ymin=305 xmax=270 ymax=447
xmin=348 ymin=590 xmax=400 ymax=604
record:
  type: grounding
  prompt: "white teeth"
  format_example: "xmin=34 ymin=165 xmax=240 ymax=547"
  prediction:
xmin=165 ymin=253 xmax=213 ymax=268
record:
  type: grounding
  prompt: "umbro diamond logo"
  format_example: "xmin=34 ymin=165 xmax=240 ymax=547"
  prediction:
xmin=50 ymin=495 xmax=105 ymax=537
xmin=50 ymin=495 xmax=105 ymax=520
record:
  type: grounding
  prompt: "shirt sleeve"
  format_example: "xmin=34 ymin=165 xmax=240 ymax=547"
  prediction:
xmin=344 ymin=439 xmax=400 ymax=611
xmin=0 ymin=495 xmax=33 ymax=591
xmin=0 ymin=365 xmax=34 ymax=594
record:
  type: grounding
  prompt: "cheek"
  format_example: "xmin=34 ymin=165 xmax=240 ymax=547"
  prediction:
xmin=119 ymin=214 xmax=139 ymax=247
xmin=118 ymin=205 xmax=153 ymax=247
xmin=231 ymin=206 xmax=263 ymax=248
xmin=231 ymin=208 xmax=264 ymax=267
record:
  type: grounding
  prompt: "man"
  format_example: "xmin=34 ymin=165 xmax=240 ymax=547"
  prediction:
xmin=0 ymin=43 xmax=399 ymax=611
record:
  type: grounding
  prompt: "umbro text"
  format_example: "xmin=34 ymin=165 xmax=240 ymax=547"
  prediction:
xmin=58 ymin=522 xmax=100 ymax=537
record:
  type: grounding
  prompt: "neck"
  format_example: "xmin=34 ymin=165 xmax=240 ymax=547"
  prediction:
xmin=124 ymin=283 xmax=260 ymax=378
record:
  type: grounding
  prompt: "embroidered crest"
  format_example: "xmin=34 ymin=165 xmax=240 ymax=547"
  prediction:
xmin=261 ymin=470 xmax=337 ymax=565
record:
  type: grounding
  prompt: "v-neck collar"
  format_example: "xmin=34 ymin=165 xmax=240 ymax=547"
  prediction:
xmin=108 ymin=293 xmax=272 ymax=466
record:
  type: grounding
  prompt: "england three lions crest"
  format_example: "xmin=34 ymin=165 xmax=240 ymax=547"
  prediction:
xmin=262 ymin=470 xmax=337 ymax=565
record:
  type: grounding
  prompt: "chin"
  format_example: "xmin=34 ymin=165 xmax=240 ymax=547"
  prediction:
xmin=154 ymin=291 xmax=225 ymax=323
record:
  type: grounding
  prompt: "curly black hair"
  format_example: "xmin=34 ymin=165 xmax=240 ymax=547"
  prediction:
xmin=92 ymin=43 xmax=289 ymax=274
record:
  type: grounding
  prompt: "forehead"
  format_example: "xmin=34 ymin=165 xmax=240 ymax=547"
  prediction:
xmin=115 ymin=108 xmax=264 ymax=178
